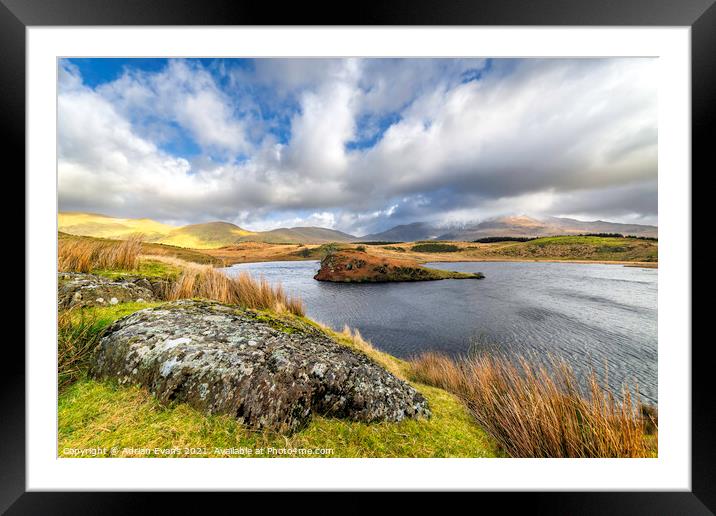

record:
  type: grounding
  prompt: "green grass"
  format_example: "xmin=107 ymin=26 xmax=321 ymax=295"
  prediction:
xmin=490 ymin=235 xmax=658 ymax=262
xmin=57 ymin=299 xmax=499 ymax=458
xmin=527 ymin=236 xmax=637 ymax=247
xmin=58 ymin=378 xmax=498 ymax=458
xmin=58 ymin=301 xmax=163 ymax=390
xmin=411 ymin=243 xmax=460 ymax=253
xmin=70 ymin=301 xmax=164 ymax=327
xmin=92 ymin=259 xmax=182 ymax=280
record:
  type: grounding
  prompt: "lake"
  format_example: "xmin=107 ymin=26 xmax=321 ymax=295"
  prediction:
xmin=223 ymin=260 xmax=658 ymax=404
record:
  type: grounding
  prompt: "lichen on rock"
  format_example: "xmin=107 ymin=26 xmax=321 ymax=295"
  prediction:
xmin=58 ymin=273 xmax=157 ymax=309
xmin=90 ymin=300 xmax=430 ymax=433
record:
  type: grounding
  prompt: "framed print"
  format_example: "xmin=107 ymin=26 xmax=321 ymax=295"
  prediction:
xmin=6 ymin=0 xmax=713 ymax=511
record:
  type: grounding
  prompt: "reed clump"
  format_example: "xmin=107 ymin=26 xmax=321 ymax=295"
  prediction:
xmin=410 ymin=352 xmax=655 ymax=458
xmin=58 ymin=235 xmax=142 ymax=273
xmin=166 ymin=265 xmax=305 ymax=316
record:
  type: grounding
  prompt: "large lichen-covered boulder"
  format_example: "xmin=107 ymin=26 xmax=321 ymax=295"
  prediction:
xmin=58 ymin=273 xmax=158 ymax=309
xmin=90 ymin=300 xmax=430 ymax=433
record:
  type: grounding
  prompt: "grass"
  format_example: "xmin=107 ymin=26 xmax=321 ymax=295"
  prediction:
xmin=59 ymin=234 xmax=143 ymax=273
xmin=484 ymin=235 xmax=658 ymax=262
xmin=410 ymin=243 xmax=460 ymax=253
xmin=91 ymin=258 xmax=182 ymax=280
xmin=57 ymin=301 xmax=498 ymax=458
xmin=59 ymin=232 xmax=223 ymax=266
xmin=528 ymin=236 xmax=638 ymax=247
xmin=166 ymin=264 xmax=305 ymax=316
xmin=58 ymin=301 xmax=163 ymax=390
xmin=58 ymin=378 xmax=498 ymax=458
xmin=410 ymin=352 xmax=656 ymax=458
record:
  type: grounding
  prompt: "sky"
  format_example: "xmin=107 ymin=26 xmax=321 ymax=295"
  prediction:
xmin=58 ymin=57 xmax=657 ymax=235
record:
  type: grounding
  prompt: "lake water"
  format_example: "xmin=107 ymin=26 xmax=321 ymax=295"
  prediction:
xmin=223 ymin=260 xmax=658 ymax=404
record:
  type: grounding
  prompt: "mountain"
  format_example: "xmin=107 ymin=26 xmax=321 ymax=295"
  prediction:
xmin=239 ymin=227 xmax=356 ymax=244
xmin=59 ymin=212 xmax=657 ymax=249
xmin=358 ymin=222 xmax=442 ymax=242
xmin=58 ymin=212 xmax=356 ymax=248
xmin=158 ymin=222 xmax=256 ymax=249
xmin=359 ymin=215 xmax=657 ymax=242
xmin=436 ymin=215 xmax=657 ymax=240
xmin=58 ymin=212 xmax=176 ymax=241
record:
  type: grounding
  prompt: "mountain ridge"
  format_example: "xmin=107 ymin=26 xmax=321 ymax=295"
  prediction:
xmin=58 ymin=212 xmax=657 ymax=248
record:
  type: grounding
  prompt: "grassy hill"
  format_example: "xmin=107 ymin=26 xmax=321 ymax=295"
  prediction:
xmin=58 ymin=212 xmax=176 ymax=241
xmin=362 ymin=235 xmax=657 ymax=264
xmin=239 ymin=227 xmax=355 ymax=244
xmin=59 ymin=212 xmax=357 ymax=248
xmin=158 ymin=222 xmax=255 ymax=249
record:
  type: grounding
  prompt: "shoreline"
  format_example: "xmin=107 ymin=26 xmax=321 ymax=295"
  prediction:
xmin=218 ymin=256 xmax=658 ymax=269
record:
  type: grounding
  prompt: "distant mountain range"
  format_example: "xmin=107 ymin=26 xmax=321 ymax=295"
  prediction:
xmin=359 ymin=215 xmax=657 ymax=242
xmin=58 ymin=212 xmax=657 ymax=249
xmin=58 ymin=212 xmax=355 ymax=248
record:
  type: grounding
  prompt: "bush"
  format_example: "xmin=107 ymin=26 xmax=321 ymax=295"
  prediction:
xmin=473 ymin=236 xmax=536 ymax=243
xmin=410 ymin=243 xmax=459 ymax=253
xmin=410 ymin=352 xmax=655 ymax=458
xmin=355 ymin=245 xmax=367 ymax=252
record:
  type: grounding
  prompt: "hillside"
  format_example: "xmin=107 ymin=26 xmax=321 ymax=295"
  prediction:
xmin=362 ymin=235 xmax=658 ymax=264
xmin=437 ymin=215 xmax=657 ymax=240
xmin=59 ymin=212 xmax=357 ymax=248
xmin=59 ymin=212 xmax=658 ymax=249
xmin=238 ymin=226 xmax=356 ymax=244
xmin=359 ymin=222 xmax=441 ymax=243
xmin=158 ymin=222 xmax=255 ymax=249
xmin=58 ymin=212 xmax=176 ymax=241
xmin=361 ymin=215 xmax=657 ymax=242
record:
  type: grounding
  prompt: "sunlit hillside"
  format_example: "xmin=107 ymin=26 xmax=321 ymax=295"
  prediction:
xmin=158 ymin=222 xmax=255 ymax=249
xmin=58 ymin=212 xmax=177 ymax=241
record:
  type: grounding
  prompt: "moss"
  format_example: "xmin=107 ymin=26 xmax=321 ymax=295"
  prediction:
xmin=69 ymin=301 xmax=164 ymax=328
xmin=92 ymin=259 xmax=182 ymax=280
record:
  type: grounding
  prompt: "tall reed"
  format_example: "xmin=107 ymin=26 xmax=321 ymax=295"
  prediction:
xmin=58 ymin=235 xmax=142 ymax=273
xmin=410 ymin=352 xmax=655 ymax=458
xmin=166 ymin=265 xmax=305 ymax=316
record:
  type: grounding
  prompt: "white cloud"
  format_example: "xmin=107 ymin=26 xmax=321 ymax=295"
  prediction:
xmin=59 ymin=58 xmax=658 ymax=234
xmin=97 ymin=60 xmax=250 ymax=154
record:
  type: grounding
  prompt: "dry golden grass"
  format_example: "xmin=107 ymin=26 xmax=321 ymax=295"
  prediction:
xmin=166 ymin=265 xmax=305 ymax=316
xmin=410 ymin=352 xmax=655 ymax=458
xmin=58 ymin=234 xmax=142 ymax=273
xmin=340 ymin=325 xmax=375 ymax=355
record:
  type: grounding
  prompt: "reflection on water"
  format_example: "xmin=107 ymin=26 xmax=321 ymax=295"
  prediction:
xmin=223 ymin=260 xmax=657 ymax=404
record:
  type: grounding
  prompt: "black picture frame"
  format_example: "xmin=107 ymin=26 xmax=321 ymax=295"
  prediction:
xmin=5 ymin=0 xmax=712 ymax=512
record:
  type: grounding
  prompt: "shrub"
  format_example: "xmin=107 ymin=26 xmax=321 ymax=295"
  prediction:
xmin=355 ymin=245 xmax=367 ymax=252
xmin=410 ymin=352 xmax=654 ymax=458
xmin=472 ymin=236 xmax=536 ymax=243
xmin=410 ymin=243 xmax=459 ymax=253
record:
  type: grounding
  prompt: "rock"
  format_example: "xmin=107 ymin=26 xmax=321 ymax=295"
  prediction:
xmin=90 ymin=300 xmax=430 ymax=433
xmin=58 ymin=273 xmax=156 ymax=309
xmin=121 ymin=276 xmax=172 ymax=299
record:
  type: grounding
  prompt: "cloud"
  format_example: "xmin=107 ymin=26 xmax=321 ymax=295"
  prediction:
xmin=96 ymin=60 xmax=251 ymax=154
xmin=58 ymin=57 xmax=658 ymax=234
